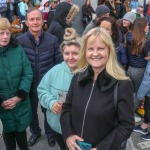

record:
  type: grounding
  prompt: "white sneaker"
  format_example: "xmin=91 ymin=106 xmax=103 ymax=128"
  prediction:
xmin=134 ymin=116 xmax=141 ymax=123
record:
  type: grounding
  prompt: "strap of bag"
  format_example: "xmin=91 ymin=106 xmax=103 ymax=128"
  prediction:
xmin=114 ymin=81 xmax=119 ymax=127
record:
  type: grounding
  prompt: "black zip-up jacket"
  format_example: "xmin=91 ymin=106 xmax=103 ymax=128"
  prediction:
xmin=60 ymin=67 xmax=134 ymax=150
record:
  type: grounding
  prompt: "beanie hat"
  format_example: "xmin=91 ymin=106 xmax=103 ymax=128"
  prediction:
xmin=123 ymin=12 xmax=136 ymax=24
xmin=96 ymin=5 xmax=110 ymax=18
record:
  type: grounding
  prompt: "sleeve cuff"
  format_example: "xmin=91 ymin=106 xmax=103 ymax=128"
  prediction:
xmin=0 ymin=96 xmax=4 ymax=106
xmin=16 ymin=89 xmax=28 ymax=100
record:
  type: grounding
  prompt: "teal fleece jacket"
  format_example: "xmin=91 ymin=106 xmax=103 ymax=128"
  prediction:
xmin=37 ymin=61 xmax=73 ymax=134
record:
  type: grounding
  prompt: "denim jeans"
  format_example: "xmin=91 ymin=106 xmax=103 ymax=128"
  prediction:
xmin=0 ymin=10 xmax=13 ymax=22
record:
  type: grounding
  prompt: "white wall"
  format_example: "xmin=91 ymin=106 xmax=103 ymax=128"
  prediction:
xmin=139 ymin=0 xmax=149 ymax=5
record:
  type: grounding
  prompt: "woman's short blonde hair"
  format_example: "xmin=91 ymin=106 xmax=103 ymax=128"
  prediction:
xmin=77 ymin=27 xmax=128 ymax=80
xmin=0 ymin=18 xmax=11 ymax=31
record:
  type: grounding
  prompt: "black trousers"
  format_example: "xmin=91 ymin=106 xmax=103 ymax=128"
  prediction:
xmin=29 ymin=89 xmax=54 ymax=138
xmin=52 ymin=129 xmax=66 ymax=150
xmin=3 ymin=130 xmax=29 ymax=150
xmin=143 ymin=96 xmax=150 ymax=124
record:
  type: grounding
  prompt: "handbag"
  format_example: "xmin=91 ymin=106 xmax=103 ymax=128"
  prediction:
xmin=114 ymin=82 xmax=134 ymax=150
xmin=0 ymin=4 xmax=8 ymax=13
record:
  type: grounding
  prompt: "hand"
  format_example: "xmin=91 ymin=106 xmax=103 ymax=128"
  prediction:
xmin=91 ymin=148 xmax=97 ymax=150
xmin=66 ymin=135 xmax=84 ymax=150
xmin=1 ymin=96 xmax=21 ymax=109
xmin=51 ymin=100 xmax=63 ymax=114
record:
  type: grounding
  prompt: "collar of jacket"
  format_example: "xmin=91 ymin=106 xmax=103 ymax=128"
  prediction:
xmin=77 ymin=66 xmax=117 ymax=91
xmin=0 ymin=45 xmax=10 ymax=54
xmin=27 ymin=30 xmax=44 ymax=46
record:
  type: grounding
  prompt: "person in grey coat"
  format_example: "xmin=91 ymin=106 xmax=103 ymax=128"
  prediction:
xmin=82 ymin=4 xmax=110 ymax=35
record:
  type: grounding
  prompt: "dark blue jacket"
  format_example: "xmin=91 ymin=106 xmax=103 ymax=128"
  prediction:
xmin=17 ymin=30 xmax=63 ymax=89
xmin=116 ymin=43 xmax=128 ymax=66
xmin=126 ymin=32 xmax=149 ymax=68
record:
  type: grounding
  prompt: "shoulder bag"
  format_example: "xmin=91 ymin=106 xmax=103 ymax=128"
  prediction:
xmin=114 ymin=82 xmax=134 ymax=150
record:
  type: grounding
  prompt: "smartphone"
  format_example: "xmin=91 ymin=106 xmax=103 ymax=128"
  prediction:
xmin=76 ymin=140 xmax=92 ymax=150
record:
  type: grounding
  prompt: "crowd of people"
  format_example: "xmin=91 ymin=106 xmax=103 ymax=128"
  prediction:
xmin=0 ymin=0 xmax=150 ymax=150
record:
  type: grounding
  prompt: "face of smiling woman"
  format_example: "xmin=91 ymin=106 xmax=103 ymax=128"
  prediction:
xmin=86 ymin=37 xmax=109 ymax=75
xmin=63 ymin=45 xmax=80 ymax=71
xmin=0 ymin=29 xmax=11 ymax=47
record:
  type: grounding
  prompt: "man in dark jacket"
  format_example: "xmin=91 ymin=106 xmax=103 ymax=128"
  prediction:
xmin=17 ymin=8 xmax=63 ymax=147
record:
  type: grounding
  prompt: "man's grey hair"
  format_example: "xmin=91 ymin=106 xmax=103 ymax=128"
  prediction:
xmin=25 ymin=8 xmax=43 ymax=20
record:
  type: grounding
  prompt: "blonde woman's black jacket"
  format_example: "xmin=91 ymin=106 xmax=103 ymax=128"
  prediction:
xmin=60 ymin=67 xmax=134 ymax=150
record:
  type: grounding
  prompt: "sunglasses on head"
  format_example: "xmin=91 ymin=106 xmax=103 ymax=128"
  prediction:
xmin=54 ymin=1 xmax=58 ymax=3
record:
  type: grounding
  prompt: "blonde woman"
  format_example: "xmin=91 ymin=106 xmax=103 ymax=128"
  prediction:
xmin=60 ymin=27 xmax=134 ymax=150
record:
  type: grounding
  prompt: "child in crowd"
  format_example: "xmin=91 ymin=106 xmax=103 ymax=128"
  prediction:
xmin=134 ymin=54 xmax=150 ymax=140
xmin=18 ymin=0 xmax=29 ymax=33
xmin=39 ymin=0 xmax=50 ymax=31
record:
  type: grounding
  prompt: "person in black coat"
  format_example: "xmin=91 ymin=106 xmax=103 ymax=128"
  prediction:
xmin=105 ymin=0 xmax=126 ymax=19
xmin=48 ymin=2 xmax=79 ymax=44
xmin=60 ymin=27 xmax=134 ymax=150
xmin=82 ymin=0 xmax=95 ymax=29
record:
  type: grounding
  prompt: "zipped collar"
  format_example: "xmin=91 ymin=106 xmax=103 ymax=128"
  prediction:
xmin=77 ymin=66 xmax=117 ymax=91
xmin=28 ymin=30 xmax=43 ymax=46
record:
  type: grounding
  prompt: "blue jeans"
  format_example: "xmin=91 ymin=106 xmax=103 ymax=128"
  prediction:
xmin=29 ymin=89 xmax=54 ymax=138
xmin=146 ymin=15 xmax=150 ymax=26
xmin=0 ymin=10 xmax=13 ymax=22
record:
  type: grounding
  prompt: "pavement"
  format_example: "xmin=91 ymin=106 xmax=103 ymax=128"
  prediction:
xmin=0 ymin=105 xmax=150 ymax=150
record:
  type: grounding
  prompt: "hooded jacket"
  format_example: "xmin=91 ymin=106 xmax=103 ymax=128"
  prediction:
xmin=60 ymin=67 xmax=134 ymax=150
xmin=39 ymin=0 xmax=50 ymax=22
xmin=48 ymin=2 xmax=79 ymax=44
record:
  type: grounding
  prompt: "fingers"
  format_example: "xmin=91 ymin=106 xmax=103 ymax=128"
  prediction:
xmin=51 ymin=101 xmax=62 ymax=114
xmin=66 ymin=135 xmax=83 ymax=150
xmin=1 ymin=99 xmax=16 ymax=109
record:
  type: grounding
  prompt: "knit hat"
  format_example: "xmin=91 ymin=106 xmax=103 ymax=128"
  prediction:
xmin=96 ymin=5 xmax=110 ymax=18
xmin=123 ymin=12 xmax=136 ymax=24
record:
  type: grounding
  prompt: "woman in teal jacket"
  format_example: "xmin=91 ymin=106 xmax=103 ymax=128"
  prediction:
xmin=38 ymin=28 xmax=81 ymax=150
xmin=0 ymin=18 xmax=33 ymax=150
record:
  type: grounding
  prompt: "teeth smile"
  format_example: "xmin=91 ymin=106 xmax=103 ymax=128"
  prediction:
xmin=92 ymin=58 xmax=101 ymax=60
